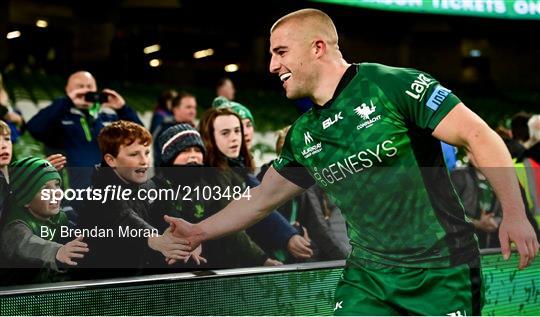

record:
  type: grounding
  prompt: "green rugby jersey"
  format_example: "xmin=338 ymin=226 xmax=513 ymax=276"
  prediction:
xmin=273 ymin=63 xmax=479 ymax=268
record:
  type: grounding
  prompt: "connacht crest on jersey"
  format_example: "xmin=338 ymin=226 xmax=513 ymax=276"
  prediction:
xmin=354 ymin=100 xmax=376 ymax=120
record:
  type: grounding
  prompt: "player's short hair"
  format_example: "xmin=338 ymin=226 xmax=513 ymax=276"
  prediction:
xmin=270 ymin=8 xmax=338 ymax=45
xmin=98 ymin=120 xmax=151 ymax=157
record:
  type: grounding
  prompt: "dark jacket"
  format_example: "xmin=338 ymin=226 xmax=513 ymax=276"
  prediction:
xmin=149 ymin=109 xmax=173 ymax=135
xmin=26 ymin=97 xmax=142 ymax=189
xmin=451 ymin=166 xmax=540 ymax=248
xmin=0 ymin=171 xmax=9 ymax=223
xmin=520 ymin=142 xmax=540 ymax=163
xmin=77 ymin=164 xmax=172 ymax=274
xmin=258 ymin=162 xmax=351 ymax=262
xmin=226 ymin=157 xmax=299 ymax=253
xmin=162 ymin=165 xmax=267 ymax=268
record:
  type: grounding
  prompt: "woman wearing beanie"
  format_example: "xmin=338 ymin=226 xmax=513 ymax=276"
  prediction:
xmin=157 ymin=123 xmax=277 ymax=268
xmin=0 ymin=157 xmax=89 ymax=285
xmin=198 ymin=108 xmax=313 ymax=261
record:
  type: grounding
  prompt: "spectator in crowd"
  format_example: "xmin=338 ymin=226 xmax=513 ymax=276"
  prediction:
xmin=0 ymin=157 xmax=89 ymax=285
xmin=212 ymin=96 xmax=255 ymax=154
xmin=153 ymin=92 xmax=198 ymax=165
xmin=523 ymin=115 xmax=540 ymax=161
xmin=157 ymin=123 xmax=280 ymax=268
xmin=198 ymin=107 xmax=313 ymax=260
xmin=0 ymin=74 xmax=24 ymax=144
xmin=216 ymin=78 xmax=236 ymax=101
xmin=77 ymin=121 xmax=197 ymax=277
xmin=229 ymin=101 xmax=255 ymax=152
xmin=0 ymin=121 xmax=66 ymax=224
xmin=26 ymin=71 xmax=142 ymax=189
xmin=513 ymin=114 xmax=540 ymax=218
xmin=0 ymin=121 xmax=13 ymax=223
xmin=258 ymin=126 xmax=351 ymax=262
xmin=218 ymin=101 xmax=315 ymax=260
xmin=149 ymin=89 xmax=178 ymax=135
xmin=510 ymin=112 xmax=532 ymax=158
xmin=451 ymin=150 xmax=540 ymax=248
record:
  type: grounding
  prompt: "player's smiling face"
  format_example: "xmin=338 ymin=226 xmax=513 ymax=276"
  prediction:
xmin=269 ymin=23 xmax=316 ymax=100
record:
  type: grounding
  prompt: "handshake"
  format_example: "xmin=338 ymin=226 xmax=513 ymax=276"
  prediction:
xmin=148 ymin=215 xmax=314 ymax=267
xmin=147 ymin=219 xmax=206 ymax=266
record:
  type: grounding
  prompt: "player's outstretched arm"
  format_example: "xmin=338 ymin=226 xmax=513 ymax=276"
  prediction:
xmin=165 ymin=166 xmax=306 ymax=249
xmin=433 ymin=103 xmax=539 ymax=269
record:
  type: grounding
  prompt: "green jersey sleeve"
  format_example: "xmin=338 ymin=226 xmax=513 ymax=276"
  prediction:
xmin=272 ymin=126 xmax=315 ymax=189
xmin=365 ymin=64 xmax=461 ymax=130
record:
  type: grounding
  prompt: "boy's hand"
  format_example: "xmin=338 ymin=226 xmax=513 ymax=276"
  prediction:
xmin=166 ymin=244 xmax=207 ymax=266
xmin=263 ymin=258 xmax=283 ymax=266
xmin=46 ymin=154 xmax=67 ymax=171
xmin=56 ymin=235 xmax=89 ymax=266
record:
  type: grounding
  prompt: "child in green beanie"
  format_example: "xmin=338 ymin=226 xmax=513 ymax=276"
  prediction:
xmin=0 ymin=157 xmax=89 ymax=285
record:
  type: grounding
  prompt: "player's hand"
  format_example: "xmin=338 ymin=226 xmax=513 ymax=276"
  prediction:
xmin=287 ymin=234 xmax=313 ymax=259
xmin=56 ymin=235 xmax=89 ymax=266
xmin=68 ymin=87 xmax=93 ymax=109
xmin=46 ymin=153 xmax=67 ymax=171
xmin=102 ymin=89 xmax=125 ymax=110
xmin=147 ymin=227 xmax=192 ymax=261
xmin=263 ymin=258 xmax=283 ymax=266
xmin=499 ymin=214 xmax=539 ymax=269
xmin=164 ymin=215 xmax=203 ymax=248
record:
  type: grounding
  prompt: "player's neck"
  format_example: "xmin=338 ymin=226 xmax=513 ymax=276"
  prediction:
xmin=312 ymin=59 xmax=351 ymax=106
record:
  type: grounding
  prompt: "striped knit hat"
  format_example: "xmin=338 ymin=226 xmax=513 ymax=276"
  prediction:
xmin=158 ymin=123 xmax=206 ymax=166
xmin=9 ymin=157 xmax=61 ymax=207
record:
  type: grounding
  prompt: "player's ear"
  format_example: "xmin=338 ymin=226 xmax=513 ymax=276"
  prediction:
xmin=313 ymin=39 xmax=326 ymax=59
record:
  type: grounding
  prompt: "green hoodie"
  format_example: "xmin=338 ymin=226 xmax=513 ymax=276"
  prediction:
xmin=1 ymin=206 xmax=68 ymax=283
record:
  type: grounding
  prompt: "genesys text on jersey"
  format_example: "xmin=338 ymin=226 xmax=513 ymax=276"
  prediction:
xmin=312 ymin=139 xmax=398 ymax=187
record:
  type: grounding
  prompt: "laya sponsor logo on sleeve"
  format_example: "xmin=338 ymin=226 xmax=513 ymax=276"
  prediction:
xmin=426 ymin=85 xmax=452 ymax=111
xmin=405 ymin=73 xmax=435 ymax=101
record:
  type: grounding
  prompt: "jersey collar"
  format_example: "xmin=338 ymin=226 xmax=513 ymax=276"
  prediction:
xmin=315 ymin=63 xmax=359 ymax=110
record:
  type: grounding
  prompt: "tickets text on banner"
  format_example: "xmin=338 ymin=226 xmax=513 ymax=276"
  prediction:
xmin=311 ymin=0 xmax=540 ymax=20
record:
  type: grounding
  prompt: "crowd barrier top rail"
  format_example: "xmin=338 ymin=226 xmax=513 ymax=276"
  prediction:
xmin=0 ymin=248 xmax=504 ymax=297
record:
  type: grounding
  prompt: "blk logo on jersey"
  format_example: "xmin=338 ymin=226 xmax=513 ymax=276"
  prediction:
xmin=355 ymin=100 xmax=382 ymax=130
xmin=322 ymin=112 xmax=343 ymax=129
